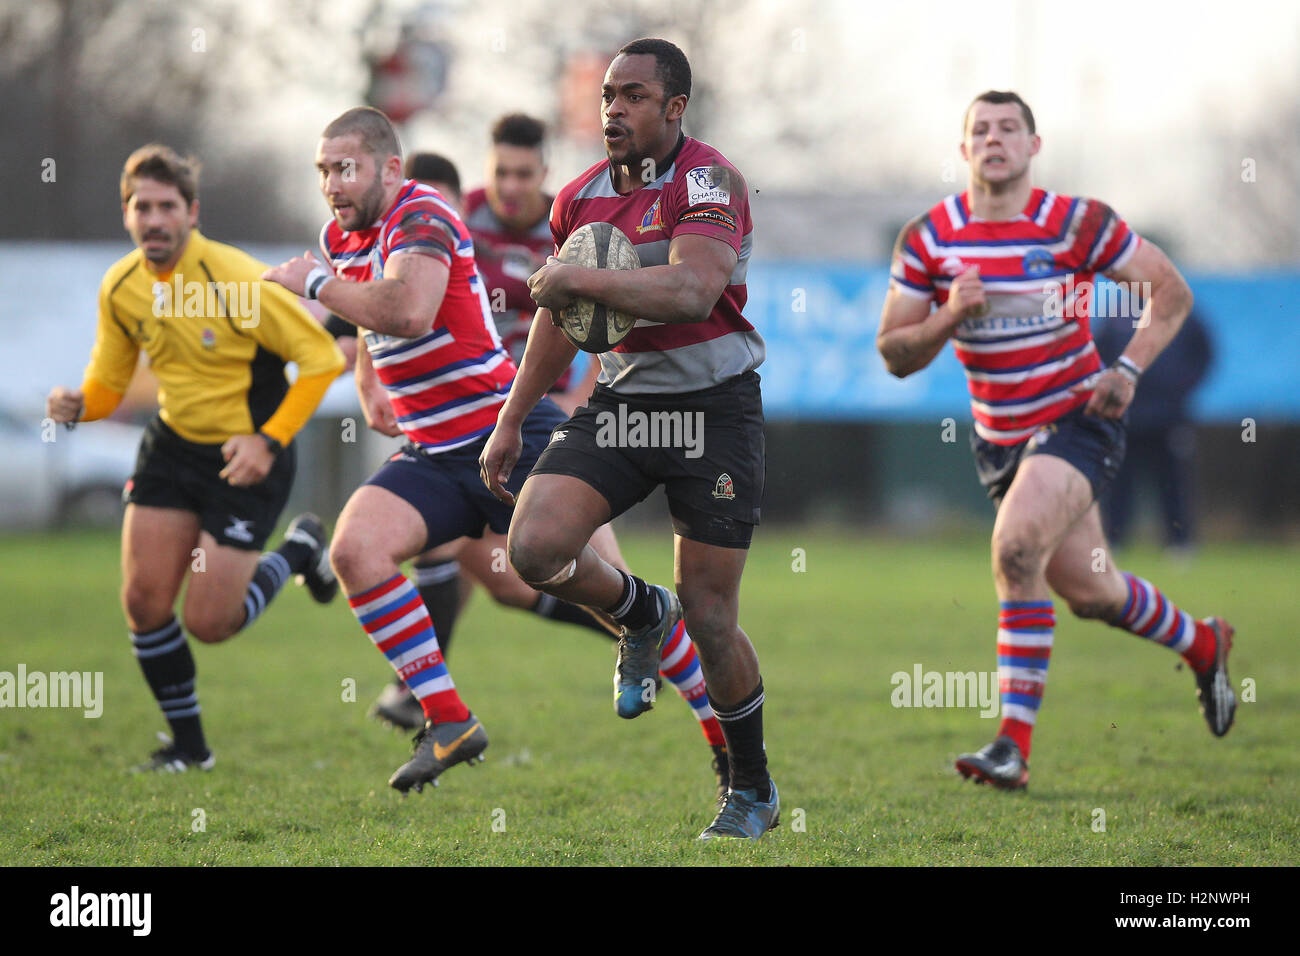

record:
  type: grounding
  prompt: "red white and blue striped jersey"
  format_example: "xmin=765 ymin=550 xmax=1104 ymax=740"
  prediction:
xmin=890 ymin=188 xmax=1140 ymax=445
xmin=319 ymin=180 xmax=515 ymax=453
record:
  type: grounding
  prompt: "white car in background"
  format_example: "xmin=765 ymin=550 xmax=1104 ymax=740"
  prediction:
xmin=0 ymin=406 xmax=143 ymax=529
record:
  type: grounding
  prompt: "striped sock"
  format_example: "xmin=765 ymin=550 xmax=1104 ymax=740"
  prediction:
xmin=348 ymin=574 xmax=469 ymax=724
xmin=130 ymin=618 xmax=207 ymax=758
xmin=1110 ymin=573 xmax=1216 ymax=673
xmin=996 ymin=600 xmax=1055 ymax=759
xmin=239 ymin=552 xmax=292 ymax=632
xmin=658 ymin=620 xmax=726 ymax=747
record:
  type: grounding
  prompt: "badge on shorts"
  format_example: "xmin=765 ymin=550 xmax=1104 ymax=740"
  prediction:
xmin=711 ymin=473 xmax=736 ymax=500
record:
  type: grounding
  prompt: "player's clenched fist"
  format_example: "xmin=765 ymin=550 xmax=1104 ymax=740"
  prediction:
xmin=46 ymin=386 xmax=84 ymax=424
xmin=947 ymin=266 xmax=989 ymax=320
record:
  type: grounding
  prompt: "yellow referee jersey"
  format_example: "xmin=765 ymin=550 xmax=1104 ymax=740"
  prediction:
xmin=80 ymin=230 xmax=344 ymax=445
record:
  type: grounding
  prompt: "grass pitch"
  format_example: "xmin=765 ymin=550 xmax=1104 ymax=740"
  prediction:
xmin=1 ymin=526 xmax=1296 ymax=866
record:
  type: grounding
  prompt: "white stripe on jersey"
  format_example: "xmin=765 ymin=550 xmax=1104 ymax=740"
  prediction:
xmin=970 ymin=383 xmax=1094 ymax=419
xmin=397 ymin=391 xmax=507 ymax=430
xmin=370 ymin=334 xmax=453 ymax=369
xmin=382 ymin=351 xmax=511 ymax=398
xmin=963 ymin=342 xmax=1096 ymax=384
xmin=955 ymin=323 xmax=1080 ymax=354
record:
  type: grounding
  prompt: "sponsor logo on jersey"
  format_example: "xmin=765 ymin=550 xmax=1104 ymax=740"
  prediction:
xmin=1022 ymin=247 xmax=1055 ymax=277
xmin=223 ymin=517 xmax=255 ymax=544
xmin=637 ymin=197 xmax=664 ymax=234
xmin=685 ymin=166 xmax=731 ymax=206
xmin=679 ymin=206 xmax=737 ymax=232
xmin=711 ymin=473 xmax=736 ymax=500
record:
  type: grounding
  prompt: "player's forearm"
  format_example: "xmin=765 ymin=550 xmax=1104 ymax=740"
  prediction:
xmin=498 ymin=311 xmax=579 ymax=428
xmin=569 ymin=263 xmax=720 ymax=325
xmin=877 ymin=305 xmax=961 ymax=377
xmin=1122 ymin=275 xmax=1194 ymax=372
xmin=318 ymin=277 xmax=431 ymax=339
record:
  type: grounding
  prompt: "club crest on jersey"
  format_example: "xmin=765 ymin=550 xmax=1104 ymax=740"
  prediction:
xmin=1022 ymin=247 xmax=1055 ymax=277
xmin=940 ymin=256 xmax=966 ymax=276
xmin=200 ymin=327 xmax=216 ymax=350
xmin=711 ymin=473 xmax=736 ymax=500
xmin=685 ymin=166 xmax=731 ymax=206
xmin=637 ymin=198 xmax=664 ymax=234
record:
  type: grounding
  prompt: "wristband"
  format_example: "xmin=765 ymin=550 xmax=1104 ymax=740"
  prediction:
xmin=258 ymin=431 xmax=284 ymax=456
xmin=304 ymin=265 xmax=333 ymax=300
xmin=1113 ymin=356 xmax=1143 ymax=384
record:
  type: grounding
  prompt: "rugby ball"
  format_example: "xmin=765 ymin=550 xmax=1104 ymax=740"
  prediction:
xmin=554 ymin=222 xmax=641 ymax=353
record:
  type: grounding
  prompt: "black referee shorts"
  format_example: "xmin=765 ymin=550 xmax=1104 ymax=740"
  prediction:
xmin=124 ymin=416 xmax=296 ymax=551
xmin=529 ymin=371 xmax=765 ymax=549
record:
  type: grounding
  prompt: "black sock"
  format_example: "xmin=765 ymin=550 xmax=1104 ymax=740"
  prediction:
xmin=238 ymin=552 xmax=292 ymax=632
xmin=532 ymin=593 xmax=613 ymax=639
xmin=413 ymin=558 xmax=461 ymax=661
xmin=130 ymin=618 xmax=208 ymax=758
xmin=276 ymin=535 xmax=315 ymax=575
xmin=709 ymin=680 xmax=769 ymax=799
xmin=606 ymin=571 xmax=659 ymax=631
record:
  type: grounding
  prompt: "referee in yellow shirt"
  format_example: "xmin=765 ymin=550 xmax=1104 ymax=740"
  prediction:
xmin=45 ymin=144 xmax=346 ymax=772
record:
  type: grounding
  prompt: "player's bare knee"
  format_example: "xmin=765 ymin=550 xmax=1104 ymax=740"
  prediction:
xmin=993 ymin=535 xmax=1044 ymax=589
xmin=183 ymin=609 xmax=237 ymax=644
xmin=508 ymin=536 xmax=573 ymax=588
xmin=122 ymin=584 xmax=172 ymax=632
xmin=682 ymin=597 xmax=735 ymax=647
xmin=328 ymin=532 xmax=369 ymax=589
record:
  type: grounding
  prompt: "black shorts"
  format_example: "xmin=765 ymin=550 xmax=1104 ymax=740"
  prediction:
xmin=529 ymin=371 xmax=765 ymax=549
xmin=124 ymin=416 xmax=296 ymax=551
xmin=364 ymin=398 xmax=568 ymax=552
xmin=971 ymin=405 xmax=1126 ymax=507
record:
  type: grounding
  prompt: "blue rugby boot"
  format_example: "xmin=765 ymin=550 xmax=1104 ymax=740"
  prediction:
xmin=613 ymin=585 xmax=680 ymax=719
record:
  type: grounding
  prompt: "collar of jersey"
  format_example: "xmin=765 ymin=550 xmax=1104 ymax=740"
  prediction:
xmin=960 ymin=186 xmax=1045 ymax=224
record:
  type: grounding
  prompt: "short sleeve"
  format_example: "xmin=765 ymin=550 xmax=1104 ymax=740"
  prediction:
xmin=889 ymin=217 xmax=936 ymax=299
xmin=1082 ymin=200 xmax=1140 ymax=274
xmin=549 ymin=194 xmax=567 ymax=256
xmin=666 ymin=162 xmax=745 ymax=256
xmin=382 ymin=203 xmax=461 ymax=267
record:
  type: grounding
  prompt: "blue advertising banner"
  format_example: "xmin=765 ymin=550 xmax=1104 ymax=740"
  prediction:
xmin=748 ymin=263 xmax=1300 ymax=422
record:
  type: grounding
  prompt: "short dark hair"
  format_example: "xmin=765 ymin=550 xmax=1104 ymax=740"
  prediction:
xmin=322 ymin=106 xmax=402 ymax=159
xmin=120 ymin=144 xmax=200 ymax=205
xmin=964 ymin=90 xmax=1036 ymax=135
xmin=405 ymin=152 xmax=461 ymax=194
xmin=491 ymin=113 xmax=546 ymax=150
xmin=616 ymin=37 xmax=691 ymax=101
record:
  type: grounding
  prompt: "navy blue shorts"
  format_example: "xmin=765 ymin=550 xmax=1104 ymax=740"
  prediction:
xmin=971 ymin=405 xmax=1127 ymax=507
xmin=364 ymin=398 xmax=568 ymax=552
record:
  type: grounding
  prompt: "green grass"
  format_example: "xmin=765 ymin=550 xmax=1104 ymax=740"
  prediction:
xmin=1 ymin=527 xmax=1297 ymax=865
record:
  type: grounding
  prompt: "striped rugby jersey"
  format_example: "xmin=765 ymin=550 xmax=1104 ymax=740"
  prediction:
xmin=891 ymin=188 xmax=1140 ymax=445
xmin=551 ymin=135 xmax=764 ymax=394
xmin=320 ymin=180 xmax=515 ymax=453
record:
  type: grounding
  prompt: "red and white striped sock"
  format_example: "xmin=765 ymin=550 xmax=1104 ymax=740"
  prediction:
xmin=1111 ymin=573 xmax=1216 ymax=674
xmin=658 ymin=621 xmax=726 ymax=747
xmin=348 ymin=574 xmax=470 ymax=724
xmin=996 ymin=601 xmax=1055 ymax=759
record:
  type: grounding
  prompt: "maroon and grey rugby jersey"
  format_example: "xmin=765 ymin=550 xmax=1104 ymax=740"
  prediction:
xmin=550 ymin=135 xmax=764 ymax=393
xmin=461 ymin=187 xmax=573 ymax=389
